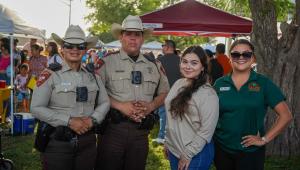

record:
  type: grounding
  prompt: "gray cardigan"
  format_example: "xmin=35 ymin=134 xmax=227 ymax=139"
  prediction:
xmin=165 ymin=78 xmax=219 ymax=160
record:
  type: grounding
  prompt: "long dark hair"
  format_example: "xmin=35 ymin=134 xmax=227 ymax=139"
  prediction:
xmin=170 ymin=45 xmax=209 ymax=119
xmin=48 ymin=42 xmax=59 ymax=56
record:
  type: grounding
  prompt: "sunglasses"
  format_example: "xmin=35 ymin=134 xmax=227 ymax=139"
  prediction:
xmin=230 ymin=51 xmax=253 ymax=59
xmin=63 ymin=42 xmax=87 ymax=50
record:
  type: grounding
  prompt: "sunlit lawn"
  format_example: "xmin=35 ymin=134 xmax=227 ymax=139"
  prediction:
xmin=2 ymin=124 xmax=300 ymax=170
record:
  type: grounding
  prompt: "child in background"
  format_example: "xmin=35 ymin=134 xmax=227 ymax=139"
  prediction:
xmin=14 ymin=64 xmax=30 ymax=112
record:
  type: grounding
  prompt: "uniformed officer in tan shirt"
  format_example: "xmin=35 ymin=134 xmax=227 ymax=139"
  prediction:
xmin=31 ymin=25 xmax=110 ymax=170
xmin=95 ymin=15 xmax=170 ymax=170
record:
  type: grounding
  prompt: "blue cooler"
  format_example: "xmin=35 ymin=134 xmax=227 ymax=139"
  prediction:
xmin=13 ymin=113 xmax=35 ymax=134
xmin=21 ymin=113 xmax=35 ymax=134
xmin=13 ymin=113 xmax=23 ymax=134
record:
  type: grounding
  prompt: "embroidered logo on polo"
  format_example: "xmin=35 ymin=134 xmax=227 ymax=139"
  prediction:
xmin=248 ymin=82 xmax=260 ymax=92
xmin=220 ymin=87 xmax=231 ymax=91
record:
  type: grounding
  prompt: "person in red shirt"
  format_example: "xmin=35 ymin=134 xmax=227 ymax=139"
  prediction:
xmin=216 ymin=43 xmax=232 ymax=75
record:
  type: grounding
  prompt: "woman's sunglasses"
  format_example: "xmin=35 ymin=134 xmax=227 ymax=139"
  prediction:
xmin=63 ymin=42 xmax=87 ymax=50
xmin=230 ymin=51 xmax=253 ymax=59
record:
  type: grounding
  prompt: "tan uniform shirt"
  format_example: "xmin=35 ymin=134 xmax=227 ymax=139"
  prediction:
xmin=31 ymin=62 xmax=110 ymax=127
xmin=99 ymin=49 xmax=169 ymax=102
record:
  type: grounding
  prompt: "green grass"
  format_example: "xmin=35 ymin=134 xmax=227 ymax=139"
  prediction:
xmin=147 ymin=124 xmax=170 ymax=170
xmin=2 ymin=124 xmax=300 ymax=170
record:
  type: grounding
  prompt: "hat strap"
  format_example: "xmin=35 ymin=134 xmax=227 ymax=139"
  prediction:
xmin=64 ymin=37 xmax=85 ymax=42
xmin=123 ymin=28 xmax=143 ymax=31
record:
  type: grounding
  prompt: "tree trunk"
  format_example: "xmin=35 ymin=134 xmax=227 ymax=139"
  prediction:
xmin=249 ymin=0 xmax=300 ymax=156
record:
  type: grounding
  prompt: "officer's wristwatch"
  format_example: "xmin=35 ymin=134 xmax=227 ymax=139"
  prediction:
xmin=90 ymin=116 xmax=98 ymax=127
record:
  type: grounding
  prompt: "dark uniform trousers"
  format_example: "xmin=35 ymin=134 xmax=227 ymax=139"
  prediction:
xmin=95 ymin=122 xmax=149 ymax=170
xmin=41 ymin=132 xmax=97 ymax=170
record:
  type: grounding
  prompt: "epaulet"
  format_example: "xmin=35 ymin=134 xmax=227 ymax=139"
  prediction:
xmin=81 ymin=65 xmax=90 ymax=73
xmin=36 ymin=68 xmax=52 ymax=87
xmin=143 ymin=54 xmax=156 ymax=63
xmin=48 ymin=63 xmax=62 ymax=71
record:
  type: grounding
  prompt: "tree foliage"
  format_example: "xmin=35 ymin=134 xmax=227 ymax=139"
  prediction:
xmin=203 ymin=0 xmax=294 ymax=21
xmin=85 ymin=0 xmax=174 ymax=42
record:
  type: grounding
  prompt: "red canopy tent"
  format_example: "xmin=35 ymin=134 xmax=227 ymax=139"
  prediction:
xmin=140 ymin=0 xmax=252 ymax=37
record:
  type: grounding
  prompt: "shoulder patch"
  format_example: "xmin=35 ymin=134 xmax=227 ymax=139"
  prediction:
xmin=36 ymin=69 xmax=52 ymax=87
xmin=95 ymin=59 xmax=105 ymax=69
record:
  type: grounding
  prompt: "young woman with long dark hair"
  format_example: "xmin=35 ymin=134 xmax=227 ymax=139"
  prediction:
xmin=164 ymin=46 xmax=219 ymax=170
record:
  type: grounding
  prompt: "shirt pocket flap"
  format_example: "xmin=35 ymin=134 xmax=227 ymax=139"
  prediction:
xmin=111 ymin=72 xmax=131 ymax=81
xmin=143 ymin=74 xmax=158 ymax=84
xmin=87 ymin=84 xmax=98 ymax=92
xmin=55 ymin=84 xmax=76 ymax=93
xmin=142 ymin=73 xmax=158 ymax=95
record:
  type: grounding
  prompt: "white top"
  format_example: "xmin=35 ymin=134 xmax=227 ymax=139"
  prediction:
xmin=14 ymin=74 xmax=29 ymax=93
xmin=47 ymin=54 xmax=63 ymax=66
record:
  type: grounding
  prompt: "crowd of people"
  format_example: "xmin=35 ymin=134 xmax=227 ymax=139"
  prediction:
xmin=0 ymin=14 xmax=293 ymax=170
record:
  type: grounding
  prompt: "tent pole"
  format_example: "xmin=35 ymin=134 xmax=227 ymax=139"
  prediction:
xmin=225 ymin=38 xmax=232 ymax=56
xmin=9 ymin=35 xmax=14 ymax=135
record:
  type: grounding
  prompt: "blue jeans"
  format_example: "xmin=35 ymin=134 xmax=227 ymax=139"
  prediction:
xmin=157 ymin=106 xmax=166 ymax=139
xmin=169 ymin=141 xmax=214 ymax=170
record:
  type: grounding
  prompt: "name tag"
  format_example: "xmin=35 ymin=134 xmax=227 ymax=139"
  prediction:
xmin=220 ymin=87 xmax=230 ymax=91
xmin=61 ymin=82 xmax=71 ymax=86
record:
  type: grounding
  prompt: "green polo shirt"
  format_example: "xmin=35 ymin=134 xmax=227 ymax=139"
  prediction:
xmin=213 ymin=70 xmax=285 ymax=153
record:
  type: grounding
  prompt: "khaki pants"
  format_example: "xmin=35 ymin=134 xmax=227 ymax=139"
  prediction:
xmin=41 ymin=132 xmax=96 ymax=170
xmin=95 ymin=121 xmax=149 ymax=170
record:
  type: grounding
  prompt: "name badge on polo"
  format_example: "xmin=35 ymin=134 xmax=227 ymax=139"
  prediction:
xmin=220 ymin=87 xmax=230 ymax=91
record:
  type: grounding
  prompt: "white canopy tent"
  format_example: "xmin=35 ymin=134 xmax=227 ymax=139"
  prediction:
xmin=0 ymin=4 xmax=45 ymax=38
xmin=0 ymin=4 xmax=45 ymax=134
xmin=105 ymin=40 xmax=121 ymax=48
xmin=142 ymin=41 xmax=162 ymax=50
